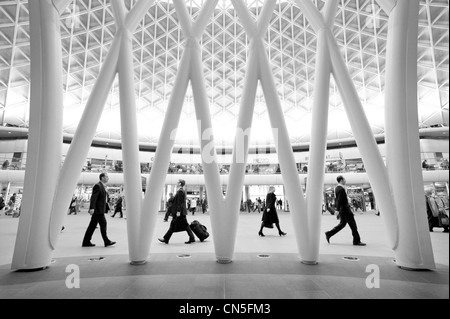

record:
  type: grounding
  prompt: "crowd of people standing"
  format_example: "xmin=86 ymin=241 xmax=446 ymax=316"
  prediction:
xmin=242 ymin=197 xmax=284 ymax=213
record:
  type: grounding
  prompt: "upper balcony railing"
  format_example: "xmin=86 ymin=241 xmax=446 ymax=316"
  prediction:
xmin=2 ymin=159 xmax=449 ymax=175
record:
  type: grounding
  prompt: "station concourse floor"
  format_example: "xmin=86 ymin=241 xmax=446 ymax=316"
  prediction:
xmin=0 ymin=208 xmax=448 ymax=299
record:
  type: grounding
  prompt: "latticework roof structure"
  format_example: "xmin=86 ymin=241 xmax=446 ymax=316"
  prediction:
xmin=0 ymin=0 xmax=448 ymax=146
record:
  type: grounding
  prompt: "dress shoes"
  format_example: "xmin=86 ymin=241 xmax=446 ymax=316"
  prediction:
xmin=82 ymin=242 xmax=95 ymax=247
xmin=353 ymin=242 xmax=366 ymax=246
xmin=158 ymin=238 xmax=168 ymax=244
xmin=325 ymin=232 xmax=331 ymax=244
xmin=105 ymin=241 xmax=116 ymax=247
xmin=185 ymin=239 xmax=195 ymax=244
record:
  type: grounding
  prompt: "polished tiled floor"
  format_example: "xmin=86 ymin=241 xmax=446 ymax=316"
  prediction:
xmin=0 ymin=208 xmax=448 ymax=299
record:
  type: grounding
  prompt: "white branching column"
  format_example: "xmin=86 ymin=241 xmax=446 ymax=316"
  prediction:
xmin=303 ymin=1 xmax=339 ymax=262
xmin=295 ymin=0 xmax=399 ymax=254
xmin=12 ymin=0 xmax=154 ymax=270
xmin=138 ymin=0 xmax=311 ymax=264
xmin=294 ymin=0 xmax=435 ymax=270
xmin=13 ymin=0 xmax=435 ymax=272
xmin=232 ymin=0 xmax=311 ymax=263
xmin=383 ymin=0 xmax=435 ymax=270
xmin=136 ymin=0 xmax=223 ymax=264
xmin=112 ymin=1 xmax=148 ymax=262
xmin=12 ymin=0 xmax=71 ymax=270
xmin=189 ymin=2 xmax=231 ymax=263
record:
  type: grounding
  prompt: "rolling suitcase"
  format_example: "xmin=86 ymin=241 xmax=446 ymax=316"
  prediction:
xmin=190 ymin=220 xmax=209 ymax=242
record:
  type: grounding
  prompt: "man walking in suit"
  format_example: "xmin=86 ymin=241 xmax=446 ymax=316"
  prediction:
xmin=82 ymin=173 xmax=116 ymax=247
xmin=158 ymin=179 xmax=195 ymax=244
xmin=325 ymin=175 xmax=366 ymax=246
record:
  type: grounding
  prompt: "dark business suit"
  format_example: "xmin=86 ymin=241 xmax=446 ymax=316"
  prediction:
xmin=82 ymin=182 xmax=112 ymax=245
xmin=163 ymin=187 xmax=195 ymax=242
xmin=327 ymin=185 xmax=361 ymax=244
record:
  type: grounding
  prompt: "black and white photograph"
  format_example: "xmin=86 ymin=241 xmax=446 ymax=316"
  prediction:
xmin=0 ymin=0 xmax=448 ymax=307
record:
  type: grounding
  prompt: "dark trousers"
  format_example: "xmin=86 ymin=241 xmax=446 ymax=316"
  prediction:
xmin=164 ymin=210 xmax=171 ymax=221
xmin=163 ymin=217 xmax=195 ymax=242
xmin=327 ymin=211 xmax=361 ymax=244
xmin=82 ymin=213 xmax=110 ymax=245
xmin=112 ymin=207 xmax=122 ymax=218
xmin=428 ymin=214 xmax=449 ymax=231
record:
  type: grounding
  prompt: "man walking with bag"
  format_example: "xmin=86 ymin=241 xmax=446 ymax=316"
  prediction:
xmin=158 ymin=179 xmax=195 ymax=244
xmin=325 ymin=175 xmax=366 ymax=246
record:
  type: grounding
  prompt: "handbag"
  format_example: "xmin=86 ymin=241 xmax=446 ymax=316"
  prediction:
xmin=171 ymin=215 xmax=189 ymax=232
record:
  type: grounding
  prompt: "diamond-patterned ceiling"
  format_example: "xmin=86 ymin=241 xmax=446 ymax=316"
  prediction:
xmin=0 ymin=0 xmax=448 ymax=147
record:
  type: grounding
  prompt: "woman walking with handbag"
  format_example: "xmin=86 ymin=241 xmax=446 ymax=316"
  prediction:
xmin=259 ymin=186 xmax=286 ymax=237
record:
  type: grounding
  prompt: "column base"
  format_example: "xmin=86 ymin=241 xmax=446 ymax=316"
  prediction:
xmin=216 ymin=258 xmax=232 ymax=264
xmin=15 ymin=266 xmax=49 ymax=272
xmin=130 ymin=260 xmax=147 ymax=265
xmin=301 ymin=260 xmax=318 ymax=265
xmin=397 ymin=265 xmax=431 ymax=272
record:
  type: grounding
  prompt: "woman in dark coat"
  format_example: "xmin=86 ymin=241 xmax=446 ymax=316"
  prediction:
xmin=259 ymin=186 xmax=287 ymax=237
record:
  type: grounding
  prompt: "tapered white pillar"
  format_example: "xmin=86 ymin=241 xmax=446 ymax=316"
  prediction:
xmin=136 ymin=49 xmax=192 ymax=263
xmin=404 ymin=2 xmax=435 ymax=267
xmin=216 ymin=43 xmax=259 ymax=262
xmin=190 ymin=39 xmax=226 ymax=263
xmin=112 ymin=0 xmax=145 ymax=263
xmin=12 ymin=0 xmax=67 ymax=270
xmin=305 ymin=30 xmax=332 ymax=261
xmin=258 ymin=43 xmax=310 ymax=262
xmin=192 ymin=0 xmax=237 ymax=263
xmin=384 ymin=0 xmax=435 ymax=270
xmin=304 ymin=1 xmax=338 ymax=263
